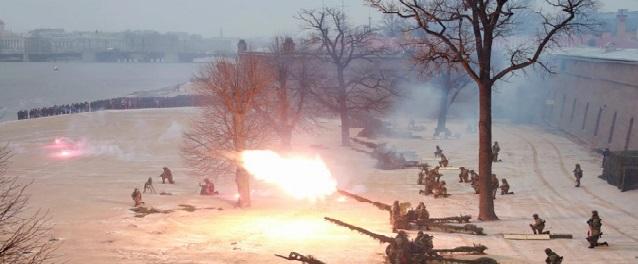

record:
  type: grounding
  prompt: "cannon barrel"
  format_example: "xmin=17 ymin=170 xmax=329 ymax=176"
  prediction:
xmin=274 ymin=252 xmax=326 ymax=264
xmin=324 ymin=217 xmax=394 ymax=244
xmin=336 ymin=189 xmax=391 ymax=211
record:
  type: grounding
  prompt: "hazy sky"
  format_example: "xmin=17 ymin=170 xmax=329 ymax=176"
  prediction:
xmin=0 ymin=0 xmax=379 ymax=38
xmin=1 ymin=0 xmax=637 ymax=38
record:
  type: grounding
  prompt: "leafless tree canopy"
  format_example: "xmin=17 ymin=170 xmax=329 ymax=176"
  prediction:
xmin=0 ymin=146 xmax=57 ymax=264
xmin=367 ymin=0 xmax=596 ymax=220
xmin=297 ymin=7 xmax=401 ymax=145
xmin=182 ymin=56 xmax=275 ymax=207
xmin=368 ymin=0 xmax=597 ymax=81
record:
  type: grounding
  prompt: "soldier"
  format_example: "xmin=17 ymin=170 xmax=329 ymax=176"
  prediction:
xmin=200 ymin=178 xmax=218 ymax=195
xmin=160 ymin=167 xmax=174 ymax=184
xmin=143 ymin=177 xmax=156 ymax=194
xmin=458 ymin=167 xmax=470 ymax=183
xmin=530 ymin=214 xmax=549 ymax=235
xmin=586 ymin=210 xmax=609 ymax=248
xmin=438 ymin=153 xmax=449 ymax=168
xmin=470 ymin=170 xmax=480 ymax=194
xmin=131 ymin=188 xmax=143 ymax=207
xmin=420 ymin=175 xmax=435 ymax=196
xmin=417 ymin=170 xmax=426 ymax=185
xmin=414 ymin=231 xmax=434 ymax=254
xmin=491 ymin=174 xmax=499 ymax=199
xmin=433 ymin=180 xmax=448 ymax=198
xmin=573 ymin=163 xmax=583 ymax=187
xmin=431 ymin=166 xmax=442 ymax=182
xmin=392 ymin=231 xmax=411 ymax=264
xmin=544 ymin=248 xmax=563 ymax=264
xmin=492 ymin=141 xmax=501 ymax=162
xmin=500 ymin=178 xmax=514 ymax=195
xmin=415 ymin=202 xmax=430 ymax=221
xmin=434 ymin=145 xmax=443 ymax=158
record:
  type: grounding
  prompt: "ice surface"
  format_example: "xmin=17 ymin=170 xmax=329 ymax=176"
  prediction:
xmin=0 ymin=109 xmax=636 ymax=263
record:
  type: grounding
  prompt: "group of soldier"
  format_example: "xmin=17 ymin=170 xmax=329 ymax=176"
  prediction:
xmin=420 ymin=145 xmax=513 ymax=200
xmin=417 ymin=164 xmax=448 ymax=198
xmin=386 ymin=230 xmax=435 ymax=264
xmin=130 ymin=167 xmax=220 ymax=207
xmin=542 ymin=210 xmax=608 ymax=263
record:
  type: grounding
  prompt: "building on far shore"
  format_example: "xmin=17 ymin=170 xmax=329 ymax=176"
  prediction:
xmin=0 ymin=19 xmax=26 ymax=59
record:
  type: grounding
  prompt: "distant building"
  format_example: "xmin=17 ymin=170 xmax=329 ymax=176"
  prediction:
xmin=568 ymin=9 xmax=638 ymax=49
xmin=0 ymin=19 xmax=26 ymax=55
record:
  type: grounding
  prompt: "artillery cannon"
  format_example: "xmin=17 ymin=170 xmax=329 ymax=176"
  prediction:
xmin=324 ymin=217 xmax=496 ymax=264
xmin=275 ymin=252 xmax=326 ymax=264
xmin=337 ymin=190 xmax=482 ymax=235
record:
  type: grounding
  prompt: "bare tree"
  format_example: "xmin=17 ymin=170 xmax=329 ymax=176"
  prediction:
xmin=297 ymin=7 xmax=399 ymax=146
xmin=257 ymin=37 xmax=320 ymax=150
xmin=368 ymin=0 xmax=596 ymax=220
xmin=434 ymin=66 xmax=471 ymax=137
xmin=0 ymin=145 xmax=57 ymax=263
xmin=182 ymin=56 xmax=275 ymax=208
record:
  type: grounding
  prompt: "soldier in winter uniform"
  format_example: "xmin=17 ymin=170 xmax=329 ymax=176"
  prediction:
xmin=587 ymin=210 xmax=609 ymax=248
xmin=573 ymin=163 xmax=583 ymax=187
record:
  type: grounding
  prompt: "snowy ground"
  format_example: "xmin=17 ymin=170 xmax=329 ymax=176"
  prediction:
xmin=0 ymin=108 xmax=637 ymax=264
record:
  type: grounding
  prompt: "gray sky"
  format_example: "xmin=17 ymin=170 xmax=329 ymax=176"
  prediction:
xmin=0 ymin=0 xmax=378 ymax=38
xmin=1 ymin=0 xmax=636 ymax=38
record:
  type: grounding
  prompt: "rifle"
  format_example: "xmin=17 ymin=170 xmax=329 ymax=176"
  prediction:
xmin=337 ymin=190 xmax=391 ymax=211
xmin=324 ymin=217 xmax=394 ymax=244
xmin=275 ymin=252 xmax=326 ymax=264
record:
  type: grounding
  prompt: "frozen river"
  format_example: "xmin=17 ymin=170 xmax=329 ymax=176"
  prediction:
xmin=0 ymin=62 xmax=202 ymax=121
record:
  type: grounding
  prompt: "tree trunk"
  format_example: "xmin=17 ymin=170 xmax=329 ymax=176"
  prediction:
xmin=338 ymin=67 xmax=350 ymax=146
xmin=340 ymin=106 xmax=350 ymax=146
xmin=478 ymin=81 xmax=498 ymax=221
xmin=435 ymin=70 xmax=451 ymax=137
xmin=235 ymin=168 xmax=251 ymax=208
xmin=279 ymin=126 xmax=293 ymax=151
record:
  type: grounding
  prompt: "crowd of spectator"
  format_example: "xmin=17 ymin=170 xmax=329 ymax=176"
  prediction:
xmin=17 ymin=95 xmax=200 ymax=120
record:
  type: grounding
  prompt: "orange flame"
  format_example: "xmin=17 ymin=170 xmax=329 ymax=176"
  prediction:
xmin=240 ymin=150 xmax=337 ymax=201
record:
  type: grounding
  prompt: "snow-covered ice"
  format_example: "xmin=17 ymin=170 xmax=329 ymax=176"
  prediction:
xmin=0 ymin=108 xmax=637 ymax=263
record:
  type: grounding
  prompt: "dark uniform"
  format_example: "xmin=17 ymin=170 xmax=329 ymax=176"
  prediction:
xmin=434 ymin=146 xmax=443 ymax=158
xmin=414 ymin=231 xmax=434 ymax=254
xmin=391 ymin=201 xmax=402 ymax=232
xmin=587 ymin=210 xmax=608 ymax=248
xmin=573 ymin=164 xmax=583 ymax=187
xmin=433 ymin=180 xmax=448 ymax=198
xmin=438 ymin=153 xmax=449 ymax=168
xmin=131 ymin=188 xmax=143 ymax=207
xmin=143 ymin=177 xmax=156 ymax=194
xmin=500 ymin=178 xmax=513 ymax=195
xmin=470 ymin=170 xmax=480 ymax=194
xmin=530 ymin=214 xmax=549 ymax=235
xmin=491 ymin=174 xmax=499 ymax=199
xmin=545 ymin=248 xmax=563 ymax=264
xmin=458 ymin=167 xmax=470 ymax=183
xmin=200 ymin=178 xmax=218 ymax=195
xmin=492 ymin=142 xmax=501 ymax=162
xmin=415 ymin=202 xmax=430 ymax=221
xmin=160 ymin=167 xmax=174 ymax=184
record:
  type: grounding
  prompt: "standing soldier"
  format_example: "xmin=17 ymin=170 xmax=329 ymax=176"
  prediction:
xmin=530 ymin=214 xmax=549 ymax=235
xmin=143 ymin=177 xmax=156 ymax=194
xmin=492 ymin=141 xmax=501 ymax=162
xmin=434 ymin=145 xmax=443 ymax=158
xmin=500 ymin=178 xmax=514 ymax=195
xmin=438 ymin=153 xmax=449 ymax=168
xmin=573 ymin=164 xmax=583 ymax=187
xmin=392 ymin=231 xmax=411 ymax=264
xmin=160 ymin=167 xmax=174 ymax=184
xmin=491 ymin=174 xmax=499 ymax=199
xmin=131 ymin=188 xmax=143 ymax=207
xmin=586 ymin=210 xmax=609 ymax=248
xmin=431 ymin=166 xmax=442 ymax=182
xmin=544 ymin=248 xmax=563 ymax=264
xmin=470 ymin=170 xmax=480 ymax=194
xmin=601 ymin=148 xmax=610 ymax=168
xmin=458 ymin=167 xmax=470 ymax=183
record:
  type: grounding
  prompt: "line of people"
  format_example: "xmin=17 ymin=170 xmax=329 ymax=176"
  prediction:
xmin=17 ymin=95 xmax=201 ymax=120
